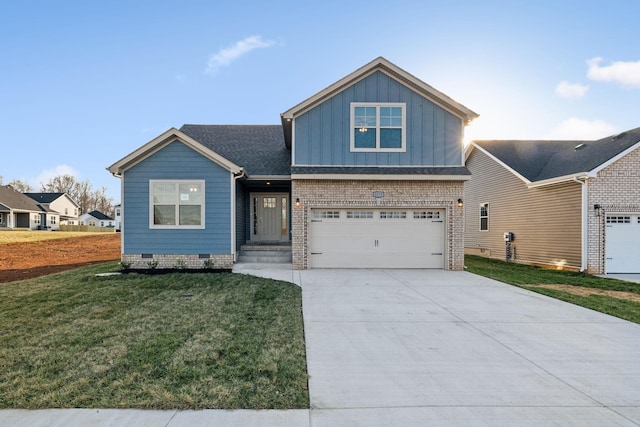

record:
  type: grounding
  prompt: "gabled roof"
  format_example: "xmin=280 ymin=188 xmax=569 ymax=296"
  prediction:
xmin=179 ymin=125 xmax=290 ymax=177
xmin=25 ymin=192 xmax=79 ymax=207
xmin=85 ymin=210 xmax=113 ymax=221
xmin=0 ymin=185 xmax=53 ymax=212
xmin=470 ymin=127 xmax=640 ymax=186
xmin=107 ymin=128 xmax=243 ymax=176
xmin=280 ymin=57 xmax=479 ymax=149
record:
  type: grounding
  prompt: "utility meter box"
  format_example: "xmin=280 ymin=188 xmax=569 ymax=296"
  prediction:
xmin=504 ymin=232 xmax=514 ymax=242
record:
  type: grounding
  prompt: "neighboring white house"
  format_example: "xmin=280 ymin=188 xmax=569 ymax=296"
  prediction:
xmin=114 ymin=203 xmax=122 ymax=231
xmin=0 ymin=185 xmax=61 ymax=230
xmin=79 ymin=210 xmax=115 ymax=228
xmin=24 ymin=192 xmax=80 ymax=225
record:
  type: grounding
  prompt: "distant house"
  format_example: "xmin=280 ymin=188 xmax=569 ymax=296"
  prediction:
xmin=464 ymin=128 xmax=640 ymax=274
xmin=24 ymin=192 xmax=80 ymax=225
xmin=80 ymin=210 xmax=115 ymax=228
xmin=0 ymin=185 xmax=60 ymax=230
xmin=107 ymin=57 xmax=477 ymax=270
xmin=114 ymin=203 xmax=122 ymax=231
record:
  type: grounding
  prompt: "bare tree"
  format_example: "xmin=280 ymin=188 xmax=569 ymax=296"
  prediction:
xmin=7 ymin=179 xmax=34 ymax=192
xmin=40 ymin=174 xmax=114 ymax=215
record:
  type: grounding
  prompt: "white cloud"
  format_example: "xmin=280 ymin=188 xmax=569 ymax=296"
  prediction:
xmin=547 ymin=118 xmax=616 ymax=140
xmin=205 ymin=36 xmax=275 ymax=74
xmin=34 ymin=165 xmax=79 ymax=188
xmin=587 ymin=57 xmax=640 ymax=87
xmin=555 ymin=81 xmax=589 ymax=98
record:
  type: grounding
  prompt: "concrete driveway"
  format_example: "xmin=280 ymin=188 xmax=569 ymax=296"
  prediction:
xmin=3 ymin=268 xmax=639 ymax=426
xmin=275 ymin=268 xmax=640 ymax=426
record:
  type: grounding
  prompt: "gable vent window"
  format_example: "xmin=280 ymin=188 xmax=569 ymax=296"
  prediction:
xmin=350 ymin=103 xmax=406 ymax=152
xmin=150 ymin=180 xmax=205 ymax=229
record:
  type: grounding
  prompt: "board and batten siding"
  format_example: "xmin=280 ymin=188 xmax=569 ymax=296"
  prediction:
xmin=465 ymin=148 xmax=582 ymax=269
xmin=122 ymin=140 xmax=232 ymax=255
xmin=294 ymin=70 xmax=463 ymax=167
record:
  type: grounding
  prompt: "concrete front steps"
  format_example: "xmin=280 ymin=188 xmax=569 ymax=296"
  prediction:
xmin=235 ymin=242 xmax=292 ymax=269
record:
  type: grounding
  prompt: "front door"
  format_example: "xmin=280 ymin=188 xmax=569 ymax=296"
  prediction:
xmin=251 ymin=193 xmax=289 ymax=242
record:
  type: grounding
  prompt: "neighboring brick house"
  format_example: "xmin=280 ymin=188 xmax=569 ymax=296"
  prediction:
xmin=107 ymin=57 xmax=478 ymax=270
xmin=464 ymin=128 xmax=640 ymax=274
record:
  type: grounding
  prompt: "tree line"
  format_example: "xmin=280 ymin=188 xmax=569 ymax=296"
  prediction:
xmin=0 ymin=174 xmax=115 ymax=217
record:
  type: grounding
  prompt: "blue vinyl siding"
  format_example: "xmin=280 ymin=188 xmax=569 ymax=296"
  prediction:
xmin=294 ymin=70 xmax=463 ymax=167
xmin=122 ymin=140 xmax=232 ymax=254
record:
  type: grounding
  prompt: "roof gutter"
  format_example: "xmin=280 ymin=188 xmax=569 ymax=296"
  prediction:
xmin=230 ymin=168 xmax=245 ymax=262
xmin=527 ymin=172 xmax=589 ymax=188
xmin=573 ymin=176 xmax=588 ymax=272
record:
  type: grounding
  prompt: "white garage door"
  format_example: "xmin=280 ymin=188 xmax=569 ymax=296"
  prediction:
xmin=310 ymin=209 xmax=445 ymax=269
xmin=605 ymin=214 xmax=640 ymax=274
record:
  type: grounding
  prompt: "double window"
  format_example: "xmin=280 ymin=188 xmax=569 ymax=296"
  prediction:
xmin=150 ymin=180 xmax=205 ymax=229
xmin=351 ymin=103 xmax=406 ymax=152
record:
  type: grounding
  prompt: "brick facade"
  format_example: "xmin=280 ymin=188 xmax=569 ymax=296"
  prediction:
xmin=292 ymin=179 xmax=465 ymax=270
xmin=121 ymin=253 xmax=234 ymax=270
xmin=586 ymin=146 xmax=640 ymax=274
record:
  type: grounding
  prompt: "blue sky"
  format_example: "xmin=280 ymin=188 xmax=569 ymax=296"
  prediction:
xmin=2 ymin=0 xmax=639 ymax=201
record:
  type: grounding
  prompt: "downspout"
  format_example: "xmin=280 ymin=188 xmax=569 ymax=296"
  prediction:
xmin=573 ymin=177 xmax=587 ymax=272
xmin=231 ymin=168 xmax=245 ymax=262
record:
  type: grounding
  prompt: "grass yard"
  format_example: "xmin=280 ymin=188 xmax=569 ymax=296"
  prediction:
xmin=465 ymin=255 xmax=640 ymax=324
xmin=0 ymin=230 xmax=108 ymax=244
xmin=0 ymin=262 xmax=309 ymax=409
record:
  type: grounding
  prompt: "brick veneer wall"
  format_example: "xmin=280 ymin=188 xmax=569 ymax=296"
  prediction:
xmin=292 ymin=179 xmax=465 ymax=270
xmin=121 ymin=253 xmax=234 ymax=270
xmin=586 ymin=146 xmax=640 ymax=274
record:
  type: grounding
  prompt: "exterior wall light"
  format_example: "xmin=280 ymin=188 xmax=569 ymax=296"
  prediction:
xmin=295 ymin=198 xmax=300 ymax=207
xmin=457 ymin=198 xmax=463 ymax=207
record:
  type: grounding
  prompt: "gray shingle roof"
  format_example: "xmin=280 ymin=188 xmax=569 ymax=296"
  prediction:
xmin=179 ymin=125 xmax=290 ymax=177
xmin=0 ymin=186 xmax=49 ymax=212
xmin=473 ymin=127 xmax=640 ymax=182
xmin=24 ymin=193 xmax=66 ymax=204
xmin=87 ymin=210 xmax=113 ymax=220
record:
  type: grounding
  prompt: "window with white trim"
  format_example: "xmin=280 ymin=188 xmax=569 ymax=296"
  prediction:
xmin=150 ymin=180 xmax=205 ymax=229
xmin=480 ymin=203 xmax=489 ymax=231
xmin=351 ymin=103 xmax=406 ymax=152
xmin=0 ymin=213 xmax=3 ymax=223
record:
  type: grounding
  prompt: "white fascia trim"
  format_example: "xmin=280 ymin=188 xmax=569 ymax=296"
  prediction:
xmin=589 ymin=139 xmax=640 ymax=175
xmin=291 ymin=174 xmax=470 ymax=181
xmin=107 ymin=128 xmax=242 ymax=175
xmin=527 ymin=173 xmax=590 ymax=188
xmin=281 ymin=57 xmax=478 ymax=124
xmin=472 ymin=143 xmax=532 ymax=185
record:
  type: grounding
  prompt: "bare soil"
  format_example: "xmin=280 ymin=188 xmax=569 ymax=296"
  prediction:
xmin=0 ymin=234 xmax=120 ymax=283
xmin=527 ymin=284 xmax=640 ymax=303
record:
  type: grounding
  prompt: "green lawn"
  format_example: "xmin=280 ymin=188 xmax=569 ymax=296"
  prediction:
xmin=465 ymin=255 xmax=640 ymax=324
xmin=0 ymin=262 xmax=309 ymax=409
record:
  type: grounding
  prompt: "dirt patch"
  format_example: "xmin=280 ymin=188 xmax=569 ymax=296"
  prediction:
xmin=0 ymin=234 xmax=120 ymax=283
xmin=527 ymin=284 xmax=640 ymax=303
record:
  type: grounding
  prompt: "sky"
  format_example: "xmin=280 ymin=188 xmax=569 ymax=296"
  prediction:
xmin=2 ymin=0 xmax=640 ymax=201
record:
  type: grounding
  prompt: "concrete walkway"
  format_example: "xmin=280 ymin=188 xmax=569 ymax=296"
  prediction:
xmin=2 ymin=268 xmax=640 ymax=426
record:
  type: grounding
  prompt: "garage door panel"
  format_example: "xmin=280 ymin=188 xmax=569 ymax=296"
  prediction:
xmin=606 ymin=214 xmax=640 ymax=274
xmin=310 ymin=209 xmax=445 ymax=269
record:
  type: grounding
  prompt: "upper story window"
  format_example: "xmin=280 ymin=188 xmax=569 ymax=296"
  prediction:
xmin=350 ymin=103 xmax=406 ymax=152
xmin=150 ymin=180 xmax=205 ymax=229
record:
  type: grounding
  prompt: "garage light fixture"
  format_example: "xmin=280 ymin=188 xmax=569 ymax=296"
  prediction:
xmin=295 ymin=198 xmax=301 ymax=207
xmin=457 ymin=198 xmax=463 ymax=207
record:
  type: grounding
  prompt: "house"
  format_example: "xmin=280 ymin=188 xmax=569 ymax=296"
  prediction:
xmin=107 ymin=57 xmax=478 ymax=270
xmin=464 ymin=127 xmax=640 ymax=274
xmin=0 ymin=185 xmax=61 ymax=230
xmin=79 ymin=210 xmax=115 ymax=228
xmin=24 ymin=192 xmax=80 ymax=225
xmin=114 ymin=204 xmax=122 ymax=231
